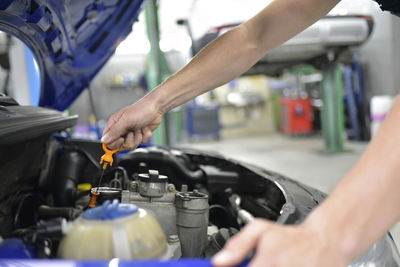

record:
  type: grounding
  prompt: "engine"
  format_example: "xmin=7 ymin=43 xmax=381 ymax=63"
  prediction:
xmin=64 ymin=169 xmax=212 ymax=259
xmin=0 ymin=140 xmax=265 ymax=260
xmin=1 ymin=139 xmax=398 ymax=266
xmin=122 ymin=169 xmax=209 ymax=258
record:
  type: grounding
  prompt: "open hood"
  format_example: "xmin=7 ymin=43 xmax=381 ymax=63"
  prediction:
xmin=0 ymin=0 xmax=144 ymax=111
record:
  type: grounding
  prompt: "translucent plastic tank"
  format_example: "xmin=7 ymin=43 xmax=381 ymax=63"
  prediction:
xmin=58 ymin=200 xmax=167 ymax=259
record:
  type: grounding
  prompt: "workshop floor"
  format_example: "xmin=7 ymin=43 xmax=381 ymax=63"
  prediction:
xmin=179 ymin=133 xmax=400 ymax=249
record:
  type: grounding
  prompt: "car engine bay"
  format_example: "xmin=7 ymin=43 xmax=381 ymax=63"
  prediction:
xmin=0 ymin=136 xmax=293 ymax=260
xmin=0 ymin=100 xmax=399 ymax=265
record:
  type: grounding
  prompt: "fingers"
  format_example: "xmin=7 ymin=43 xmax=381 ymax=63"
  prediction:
xmin=107 ymin=137 xmax=124 ymax=150
xmin=107 ymin=128 xmax=152 ymax=151
xmin=248 ymin=234 xmax=277 ymax=267
xmin=101 ymin=113 xmax=129 ymax=145
xmin=120 ymin=132 xmax=134 ymax=151
xmin=142 ymin=127 xmax=153 ymax=143
xmin=103 ymin=109 xmax=124 ymax=137
xmin=212 ymin=219 xmax=271 ymax=267
xmin=119 ymin=129 xmax=145 ymax=151
xmin=133 ymin=129 xmax=143 ymax=148
xmin=102 ymin=103 xmax=161 ymax=149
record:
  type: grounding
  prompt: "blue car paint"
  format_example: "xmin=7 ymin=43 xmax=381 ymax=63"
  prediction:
xmin=0 ymin=0 xmax=145 ymax=111
xmin=24 ymin=44 xmax=40 ymax=106
xmin=0 ymin=259 xmax=250 ymax=267
xmin=0 ymin=239 xmax=36 ymax=259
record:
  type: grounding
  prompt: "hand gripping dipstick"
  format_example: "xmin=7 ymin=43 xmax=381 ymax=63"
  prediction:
xmin=88 ymin=144 xmax=119 ymax=208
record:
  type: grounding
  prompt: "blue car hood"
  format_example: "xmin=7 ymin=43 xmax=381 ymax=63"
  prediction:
xmin=0 ymin=0 xmax=144 ymax=111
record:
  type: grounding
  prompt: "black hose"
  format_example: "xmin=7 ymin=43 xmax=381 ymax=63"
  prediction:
xmin=120 ymin=149 xmax=205 ymax=183
xmin=52 ymin=149 xmax=87 ymax=207
xmin=38 ymin=205 xmax=81 ymax=220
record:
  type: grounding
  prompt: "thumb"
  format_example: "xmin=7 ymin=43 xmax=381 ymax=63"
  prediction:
xmin=212 ymin=219 xmax=269 ymax=266
xmin=101 ymin=117 xmax=129 ymax=145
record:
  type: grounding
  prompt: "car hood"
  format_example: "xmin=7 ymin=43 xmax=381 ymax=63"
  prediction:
xmin=0 ymin=0 xmax=144 ymax=111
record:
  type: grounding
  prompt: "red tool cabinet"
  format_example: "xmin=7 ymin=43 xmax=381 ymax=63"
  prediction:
xmin=280 ymin=97 xmax=313 ymax=134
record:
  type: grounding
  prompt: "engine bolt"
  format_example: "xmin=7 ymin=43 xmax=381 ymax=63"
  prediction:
xmin=181 ymin=184 xmax=188 ymax=192
xmin=167 ymin=184 xmax=175 ymax=192
xmin=129 ymin=181 xmax=138 ymax=192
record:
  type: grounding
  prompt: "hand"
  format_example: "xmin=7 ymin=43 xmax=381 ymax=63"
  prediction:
xmin=212 ymin=218 xmax=348 ymax=267
xmin=101 ymin=97 xmax=163 ymax=151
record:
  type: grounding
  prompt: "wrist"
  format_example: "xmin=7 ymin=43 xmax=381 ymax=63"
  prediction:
xmin=141 ymin=85 xmax=167 ymax=116
xmin=148 ymin=82 xmax=172 ymax=116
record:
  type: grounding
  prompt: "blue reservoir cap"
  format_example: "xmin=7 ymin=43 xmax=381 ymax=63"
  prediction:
xmin=83 ymin=200 xmax=138 ymax=220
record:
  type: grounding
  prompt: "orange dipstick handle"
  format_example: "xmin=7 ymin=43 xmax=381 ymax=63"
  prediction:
xmin=100 ymin=143 xmax=119 ymax=170
xmin=88 ymin=144 xmax=119 ymax=208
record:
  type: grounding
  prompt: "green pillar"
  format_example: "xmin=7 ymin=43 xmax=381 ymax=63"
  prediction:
xmin=144 ymin=0 xmax=168 ymax=145
xmin=144 ymin=0 xmax=183 ymax=146
xmin=320 ymin=62 xmax=345 ymax=152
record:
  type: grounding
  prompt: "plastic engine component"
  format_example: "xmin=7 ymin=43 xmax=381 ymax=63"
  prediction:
xmin=58 ymin=200 xmax=167 ymax=260
xmin=83 ymin=200 xmax=138 ymax=220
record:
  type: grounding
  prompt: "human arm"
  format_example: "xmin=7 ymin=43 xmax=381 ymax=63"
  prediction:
xmin=212 ymin=96 xmax=400 ymax=266
xmin=101 ymin=0 xmax=340 ymax=150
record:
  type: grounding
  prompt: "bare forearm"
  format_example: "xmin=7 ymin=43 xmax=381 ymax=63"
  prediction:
xmin=306 ymin=95 xmax=400 ymax=261
xmin=150 ymin=0 xmax=339 ymax=114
